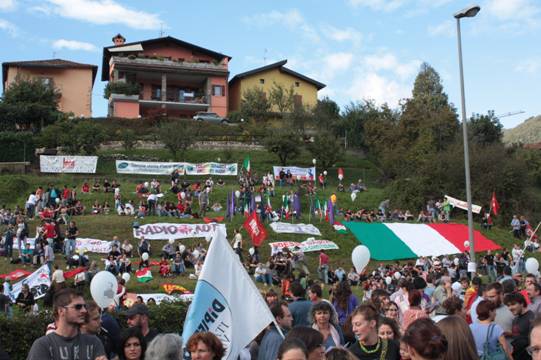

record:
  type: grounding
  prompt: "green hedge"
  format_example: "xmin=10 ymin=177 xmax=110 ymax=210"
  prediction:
xmin=0 ymin=131 xmax=35 ymax=162
xmin=0 ymin=301 xmax=188 ymax=360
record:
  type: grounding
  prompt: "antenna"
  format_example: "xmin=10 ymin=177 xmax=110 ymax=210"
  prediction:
xmin=159 ymin=23 xmax=164 ymax=37
xmin=52 ymin=51 xmax=57 ymax=58
xmin=263 ymin=48 xmax=268 ymax=64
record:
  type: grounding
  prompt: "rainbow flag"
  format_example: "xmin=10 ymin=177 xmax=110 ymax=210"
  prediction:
xmin=345 ymin=222 xmax=500 ymax=260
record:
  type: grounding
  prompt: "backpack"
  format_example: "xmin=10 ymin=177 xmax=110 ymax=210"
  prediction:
xmin=481 ymin=324 xmax=508 ymax=360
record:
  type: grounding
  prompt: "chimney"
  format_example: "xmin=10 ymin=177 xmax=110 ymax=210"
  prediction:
xmin=112 ymin=33 xmax=126 ymax=46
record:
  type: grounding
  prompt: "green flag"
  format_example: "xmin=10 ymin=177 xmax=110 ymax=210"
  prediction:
xmin=243 ymin=156 xmax=251 ymax=173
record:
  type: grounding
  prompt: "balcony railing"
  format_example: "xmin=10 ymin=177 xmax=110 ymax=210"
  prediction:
xmin=110 ymin=56 xmax=227 ymax=73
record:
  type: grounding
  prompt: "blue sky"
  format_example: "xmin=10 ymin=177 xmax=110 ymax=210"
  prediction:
xmin=0 ymin=0 xmax=539 ymax=128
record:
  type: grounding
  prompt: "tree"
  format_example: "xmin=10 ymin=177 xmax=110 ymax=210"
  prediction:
xmin=38 ymin=118 xmax=106 ymax=154
xmin=268 ymin=82 xmax=294 ymax=113
xmin=240 ymin=87 xmax=271 ymax=122
xmin=158 ymin=121 xmax=195 ymax=159
xmin=118 ymin=129 xmax=137 ymax=151
xmin=306 ymin=132 xmax=344 ymax=169
xmin=0 ymin=76 xmax=61 ymax=131
xmin=264 ymin=131 xmax=300 ymax=166
xmin=468 ymin=111 xmax=503 ymax=145
xmin=286 ymin=105 xmax=313 ymax=137
xmin=313 ymin=97 xmax=341 ymax=133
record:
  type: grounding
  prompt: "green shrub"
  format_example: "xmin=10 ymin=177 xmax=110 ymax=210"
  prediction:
xmin=0 ymin=176 xmax=30 ymax=205
xmin=104 ymin=82 xmax=141 ymax=99
xmin=0 ymin=132 xmax=35 ymax=162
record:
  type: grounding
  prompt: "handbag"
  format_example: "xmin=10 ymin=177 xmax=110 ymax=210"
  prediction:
xmin=481 ymin=324 xmax=508 ymax=360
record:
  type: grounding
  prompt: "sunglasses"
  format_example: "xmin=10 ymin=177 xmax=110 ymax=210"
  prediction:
xmin=64 ymin=303 xmax=87 ymax=311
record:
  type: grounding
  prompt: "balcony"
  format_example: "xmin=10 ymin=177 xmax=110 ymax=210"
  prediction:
xmin=110 ymin=56 xmax=228 ymax=76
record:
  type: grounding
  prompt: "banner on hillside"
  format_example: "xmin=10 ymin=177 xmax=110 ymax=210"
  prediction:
xmin=184 ymin=162 xmax=238 ymax=176
xmin=11 ymin=264 xmax=51 ymax=301
xmin=272 ymin=166 xmax=315 ymax=181
xmin=345 ymin=222 xmax=500 ymax=260
xmin=76 ymin=238 xmax=112 ymax=254
xmin=133 ymin=223 xmax=226 ymax=241
xmin=444 ymin=195 xmax=482 ymax=214
xmin=40 ymin=155 xmax=98 ymax=173
xmin=123 ymin=293 xmax=193 ymax=307
xmin=116 ymin=160 xmax=238 ymax=176
xmin=116 ymin=160 xmax=185 ymax=175
xmin=182 ymin=227 xmax=275 ymax=360
xmin=269 ymin=239 xmax=338 ymax=253
xmin=0 ymin=269 xmax=31 ymax=281
xmin=269 ymin=222 xmax=321 ymax=236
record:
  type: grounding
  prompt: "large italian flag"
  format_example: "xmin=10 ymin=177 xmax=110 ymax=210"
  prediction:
xmin=345 ymin=222 xmax=501 ymax=260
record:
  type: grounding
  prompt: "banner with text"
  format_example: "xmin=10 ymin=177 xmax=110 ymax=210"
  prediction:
xmin=444 ymin=195 xmax=482 ymax=214
xmin=272 ymin=166 xmax=316 ymax=181
xmin=11 ymin=264 xmax=51 ymax=301
xmin=116 ymin=160 xmax=185 ymax=175
xmin=184 ymin=162 xmax=238 ymax=176
xmin=269 ymin=239 xmax=338 ymax=253
xmin=269 ymin=222 xmax=322 ymax=236
xmin=40 ymin=155 xmax=98 ymax=173
xmin=133 ymin=223 xmax=226 ymax=241
xmin=76 ymin=238 xmax=112 ymax=254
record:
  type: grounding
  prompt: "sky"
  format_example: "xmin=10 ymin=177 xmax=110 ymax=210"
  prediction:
xmin=0 ymin=0 xmax=540 ymax=128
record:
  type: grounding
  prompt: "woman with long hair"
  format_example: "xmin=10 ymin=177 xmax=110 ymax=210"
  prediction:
xmin=402 ymin=290 xmax=428 ymax=332
xmin=378 ymin=317 xmax=401 ymax=341
xmin=402 ymin=318 xmax=447 ymax=360
xmin=119 ymin=327 xmax=147 ymax=360
xmin=285 ymin=327 xmax=326 ymax=360
xmin=348 ymin=304 xmax=401 ymax=359
xmin=331 ymin=281 xmax=359 ymax=327
xmin=310 ymin=301 xmax=344 ymax=349
xmin=436 ymin=315 xmax=479 ymax=360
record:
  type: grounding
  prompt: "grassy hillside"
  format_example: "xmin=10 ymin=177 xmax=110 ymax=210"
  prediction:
xmin=503 ymin=115 xmax=541 ymax=144
xmin=0 ymin=148 xmax=536 ymax=297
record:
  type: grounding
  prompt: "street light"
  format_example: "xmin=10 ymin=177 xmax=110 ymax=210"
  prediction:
xmin=454 ymin=4 xmax=480 ymax=273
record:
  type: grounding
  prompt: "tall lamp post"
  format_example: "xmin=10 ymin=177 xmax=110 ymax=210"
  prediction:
xmin=454 ymin=4 xmax=480 ymax=272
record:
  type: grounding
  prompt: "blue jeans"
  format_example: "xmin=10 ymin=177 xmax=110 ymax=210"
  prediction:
xmin=64 ymin=238 xmax=75 ymax=258
xmin=318 ymin=265 xmax=329 ymax=284
xmin=5 ymin=242 xmax=12 ymax=258
xmin=172 ymin=262 xmax=185 ymax=274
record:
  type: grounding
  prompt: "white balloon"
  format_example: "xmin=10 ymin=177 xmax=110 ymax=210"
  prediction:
xmin=351 ymin=192 xmax=357 ymax=202
xmin=178 ymin=245 xmax=186 ymax=253
xmin=142 ymin=252 xmax=149 ymax=261
xmin=193 ymin=249 xmax=200 ymax=259
xmin=90 ymin=271 xmax=118 ymax=308
xmin=122 ymin=273 xmax=131 ymax=283
xmin=453 ymin=258 xmax=460 ymax=266
xmin=249 ymin=247 xmax=255 ymax=256
xmin=351 ymin=245 xmax=370 ymax=273
xmin=464 ymin=241 xmax=470 ymax=248
xmin=526 ymin=258 xmax=540 ymax=274
xmin=385 ymin=276 xmax=392 ymax=285
xmin=323 ymin=170 xmax=328 ymax=176
xmin=394 ymin=272 xmax=402 ymax=280
xmin=168 ymin=239 xmax=175 ymax=245
xmin=296 ymin=175 xmax=301 ymax=180
xmin=180 ymin=192 xmax=186 ymax=199
xmin=338 ymin=174 xmax=344 ymax=181
xmin=55 ymin=198 xmax=60 ymax=204
xmin=235 ymin=190 xmax=241 ymax=198
xmin=72 ymin=255 xmax=79 ymax=261
xmin=144 ymin=182 xmax=149 ymax=188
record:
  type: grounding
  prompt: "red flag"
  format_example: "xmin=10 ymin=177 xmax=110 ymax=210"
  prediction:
xmin=491 ymin=191 xmax=500 ymax=216
xmin=243 ymin=212 xmax=267 ymax=246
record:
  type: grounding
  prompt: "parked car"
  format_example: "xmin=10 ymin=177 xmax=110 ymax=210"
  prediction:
xmin=192 ymin=112 xmax=229 ymax=124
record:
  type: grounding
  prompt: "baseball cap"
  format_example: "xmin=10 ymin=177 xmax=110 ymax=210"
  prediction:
xmin=125 ymin=303 xmax=149 ymax=317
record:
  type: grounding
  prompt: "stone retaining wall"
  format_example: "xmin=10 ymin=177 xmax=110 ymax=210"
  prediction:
xmin=99 ymin=140 xmax=264 ymax=151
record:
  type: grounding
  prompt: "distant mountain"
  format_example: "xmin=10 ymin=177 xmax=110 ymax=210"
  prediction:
xmin=503 ymin=115 xmax=541 ymax=145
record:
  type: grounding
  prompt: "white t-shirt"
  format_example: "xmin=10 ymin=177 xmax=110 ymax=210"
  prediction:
xmin=233 ymin=233 xmax=242 ymax=249
xmin=51 ymin=269 xmax=65 ymax=284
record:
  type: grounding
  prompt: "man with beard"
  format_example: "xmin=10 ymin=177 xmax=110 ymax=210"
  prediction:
xmin=27 ymin=288 xmax=106 ymax=360
xmin=126 ymin=303 xmax=158 ymax=345
xmin=504 ymin=292 xmax=534 ymax=360
xmin=81 ymin=301 xmax=116 ymax=359
xmin=485 ymin=282 xmax=514 ymax=335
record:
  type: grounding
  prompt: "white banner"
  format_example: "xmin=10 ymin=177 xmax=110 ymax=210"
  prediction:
xmin=269 ymin=222 xmax=322 ymax=236
xmin=182 ymin=227 xmax=275 ymax=360
xmin=138 ymin=293 xmax=194 ymax=304
xmin=273 ymin=166 xmax=315 ymax=181
xmin=40 ymin=155 xmax=98 ymax=173
xmin=133 ymin=223 xmax=226 ymax=241
xmin=76 ymin=238 xmax=112 ymax=254
xmin=269 ymin=239 xmax=338 ymax=253
xmin=116 ymin=160 xmax=238 ymax=176
xmin=116 ymin=160 xmax=185 ymax=175
xmin=184 ymin=162 xmax=238 ymax=176
xmin=11 ymin=264 xmax=51 ymax=301
xmin=444 ymin=195 xmax=482 ymax=214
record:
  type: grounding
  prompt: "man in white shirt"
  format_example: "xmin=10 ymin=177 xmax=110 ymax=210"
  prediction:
xmin=25 ymin=192 xmax=38 ymax=218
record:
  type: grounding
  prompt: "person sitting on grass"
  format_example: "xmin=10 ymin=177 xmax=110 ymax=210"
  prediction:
xmin=92 ymin=179 xmax=101 ymax=192
xmin=159 ymin=256 xmax=171 ymax=277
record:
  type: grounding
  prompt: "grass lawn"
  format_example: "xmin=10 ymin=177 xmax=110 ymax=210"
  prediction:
xmin=0 ymin=147 xmax=538 ymax=299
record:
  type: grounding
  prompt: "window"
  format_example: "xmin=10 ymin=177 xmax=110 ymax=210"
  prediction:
xmin=212 ymin=85 xmax=225 ymax=97
xmin=293 ymin=95 xmax=303 ymax=108
xmin=295 ymin=81 xmax=300 ymax=87
xmin=151 ymin=85 xmax=161 ymax=100
xmin=259 ymin=78 xmax=265 ymax=84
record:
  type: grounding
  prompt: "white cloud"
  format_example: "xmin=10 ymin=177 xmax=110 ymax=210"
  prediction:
xmin=485 ymin=0 xmax=540 ymax=27
xmin=45 ymin=0 xmax=162 ymax=30
xmin=364 ymin=52 xmax=420 ymax=79
xmin=0 ymin=18 xmax=17 ymax=36
xmin=0 ymin=0 xmax=15 ymax=11
xmin=322 ymin=25 xmax=362 ymax=47
xmin=514 ymin=58 xmax=541 ymax=74
xmin=52 ymin=39 xmax=97 ymax=52
xmin=243 ymin=9 xmax=319 ymax=42
xmin=348 ymin=72 xmax=411 ymax=106
xmin=428 ymin=20 xmax=454 ymax=37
